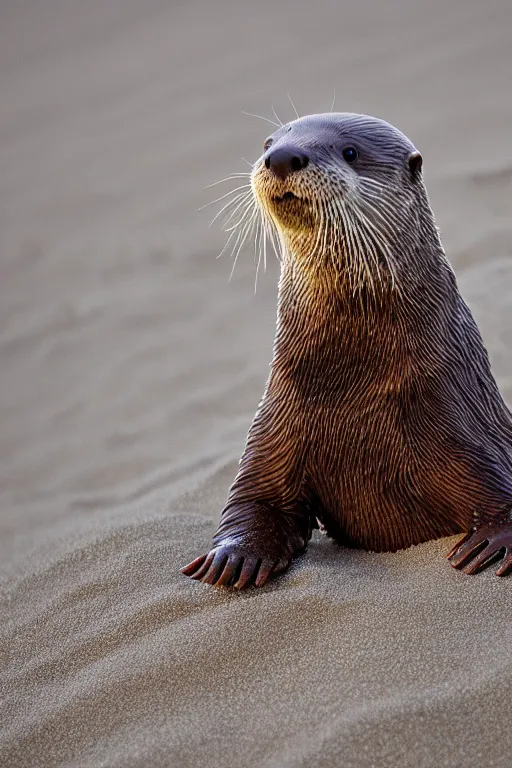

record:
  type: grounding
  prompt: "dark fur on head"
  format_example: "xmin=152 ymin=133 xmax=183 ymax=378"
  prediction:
xmin=182 ymin=113 xmax=512 ymax=588
xmin=253 ymin=113 xmax=442 ymax=296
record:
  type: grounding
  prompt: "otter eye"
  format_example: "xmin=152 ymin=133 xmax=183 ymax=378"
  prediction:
xmin=342 ymin=146 xmax=358 ymax=163
xmin=263 ymin=138 xmax=273 ymax=151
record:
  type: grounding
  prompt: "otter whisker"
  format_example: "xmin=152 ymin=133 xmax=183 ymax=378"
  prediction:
xmin=200 ymin=184 xmax=252 ymax=210
xmin=323 ymin=199 xmax=337 ymax=265
xmin=258 ymin=211 xmax=275 ymax=272
xmin=223 ymin=205 xmax=256 ymax=234
xmin=358 ymin=190 xmax=403 ymax=231
xmin=334 ymin=198 xmax=365 ymax=294
xmin=262 ymin=222 xmax=270 ymax=270
xmin=307 ymin=196 xmax=320 ymax=265
xmin=345 ymin=196 xmax=390 ymax=257
xmin=221 ymin=195 xmax=255 ymax=231
xmin=352 ymin=219 xmax=377 ymax=299
xmin=321 ymin=200 xmax=330 ymax=263
xmin=271 ymin=105 xmax=283 ymax=127
xmin=326 ymin=199 xmax=343 ymax=273
xmin=258 ymin=217 xmax=267 ymax=273
xmin=254 ymin=214 xmax=263 ymax=264
xmin=357 ymin=175 xmax=390 ymax=193
xmin=256 ymin=196 xmax=283 ymax=264
xmin=349 ymin=201 xmax=401 ymax=294
xmin=228 ymin=208 xmax=258 ymax=282
xmin=358 ymin=207 xmax=398 ymax=260
xmin=216 ymin=227 xmax=238 ymax=260
xmin=218 ymin=198 xmax=255 ymax=262
xmin=330 ymin=89 xmax=336 ymax=113
xmin=263 ymin=212 xmax=281 ymax=263
xmin=347 ymin=202 xmax=383 ymax=289
xmin=255 ymin=219 xmax=264 ymax=294
xmin=204 ymin=174 xmax=252 ymax=190
xmin=327 ymin=197 xmax=348 ymax=282
xmin=338 ymin=203 xmax=355 ymax=285
xmin=309 ymin=195 xmax=326 ymax=267
xmin=228 ymin=229 xmax=246 ymax=281
xmin=287 ymin=93 xmax=300 ymax=120
xmin=360 ymin=196 xmax=402 ymax=226
xmin=274 ymin=228 xmax=288 ymax=266
xmin=329 ymin=199 xmax=349 ymax=277
xmin=335 ymin=198 xmax=360 ymax=291
xmin=210 ymin=191 xmax=253 ymax=228
xmin=357 ymin=180 xmax=410 ymax=226
xmin=312 ymin=199 xmax=327 ymax=268
xmin=241 ymin=110 xmax=281 ymax=129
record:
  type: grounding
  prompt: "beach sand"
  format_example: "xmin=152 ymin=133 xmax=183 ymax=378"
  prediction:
xmin=1 ymin=1 xmax=512 ymax=766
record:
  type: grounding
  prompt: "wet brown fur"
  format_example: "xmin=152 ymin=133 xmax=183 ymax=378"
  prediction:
xmin=182 ymin=113 xmax=512 ymax=588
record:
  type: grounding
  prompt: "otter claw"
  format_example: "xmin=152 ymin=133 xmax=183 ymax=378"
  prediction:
xmin=447 ymin=524 xmax=512 ymax=576
xmin=233 ymin=557 xmax=259 ymax=589
xmin=190 ymin=552 xmax=216 ymax=581
xmin=255 ymin=559 xmax=277 ymax=587
xmin=448 ymin=537 xmax=488 ymax=570
xmin=182 ymin=546 xmax=291 ymax=589
xmin=496 ymin=552 xmax=512 ymax=577
xmin=180 ymin=554 xmax=208 ymax=577
xmin=214 ymin=555 xmax=243 ymax=587
xmin=446 ymin=533 xmax=472 ymax=560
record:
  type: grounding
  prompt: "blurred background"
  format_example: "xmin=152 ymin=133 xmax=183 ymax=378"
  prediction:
xmin=1 ymin=0 xmax=512 ymax=547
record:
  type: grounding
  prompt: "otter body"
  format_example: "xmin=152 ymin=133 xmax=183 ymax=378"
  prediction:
xmin=182 ymin=113 xmax=512 ymax=588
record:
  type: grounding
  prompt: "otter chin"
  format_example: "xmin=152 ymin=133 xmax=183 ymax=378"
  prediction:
xmin=182 ymin=112 xmax=512 ymax=589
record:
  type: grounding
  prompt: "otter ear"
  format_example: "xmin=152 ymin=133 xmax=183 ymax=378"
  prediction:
xmin=408 ymin=151 xmax=423 ymax=177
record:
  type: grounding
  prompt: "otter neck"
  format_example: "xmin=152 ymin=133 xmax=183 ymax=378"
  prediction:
xmin=270 ymin=244 xmax=457 ymax=394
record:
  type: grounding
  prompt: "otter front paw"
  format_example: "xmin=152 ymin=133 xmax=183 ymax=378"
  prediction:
xmin=447 ymin=522 xmax=512 ymax=577
xmin=181 ymin=502 xmax=308 ymax=589
xmin=181 ymin=539 xmax=293 ymax=589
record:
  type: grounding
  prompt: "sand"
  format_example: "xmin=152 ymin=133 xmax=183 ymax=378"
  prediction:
xmin=1 ymin=1 xmax=512 ymax=766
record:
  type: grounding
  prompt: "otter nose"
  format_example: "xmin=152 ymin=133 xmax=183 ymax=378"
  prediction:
xmin=264 ymin=146 xmax=309 ymax=180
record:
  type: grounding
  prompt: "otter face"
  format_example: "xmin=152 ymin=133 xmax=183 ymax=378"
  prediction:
xmin=251 ymin=113 xmax=425 ymax=281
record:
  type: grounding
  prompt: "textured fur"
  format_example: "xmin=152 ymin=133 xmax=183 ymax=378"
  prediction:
xmin=182 ymin=113 xmax=512 ymax=588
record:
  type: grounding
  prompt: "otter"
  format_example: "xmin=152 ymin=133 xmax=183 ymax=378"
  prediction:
xmin=182 ymin=112 xmax=512 ymax=589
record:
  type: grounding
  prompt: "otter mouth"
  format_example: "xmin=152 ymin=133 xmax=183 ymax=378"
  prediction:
xmin=265 ymin=187 xmax=314 ymax=227
xmin=272 ymin=191 xmax=308 ymax=205
xmin=274 ymin=191 xmax=297 ymax=202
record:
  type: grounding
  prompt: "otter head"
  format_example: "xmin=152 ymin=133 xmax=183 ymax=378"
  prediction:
xmin=251 ymin=113 xmax=431 ymax=292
